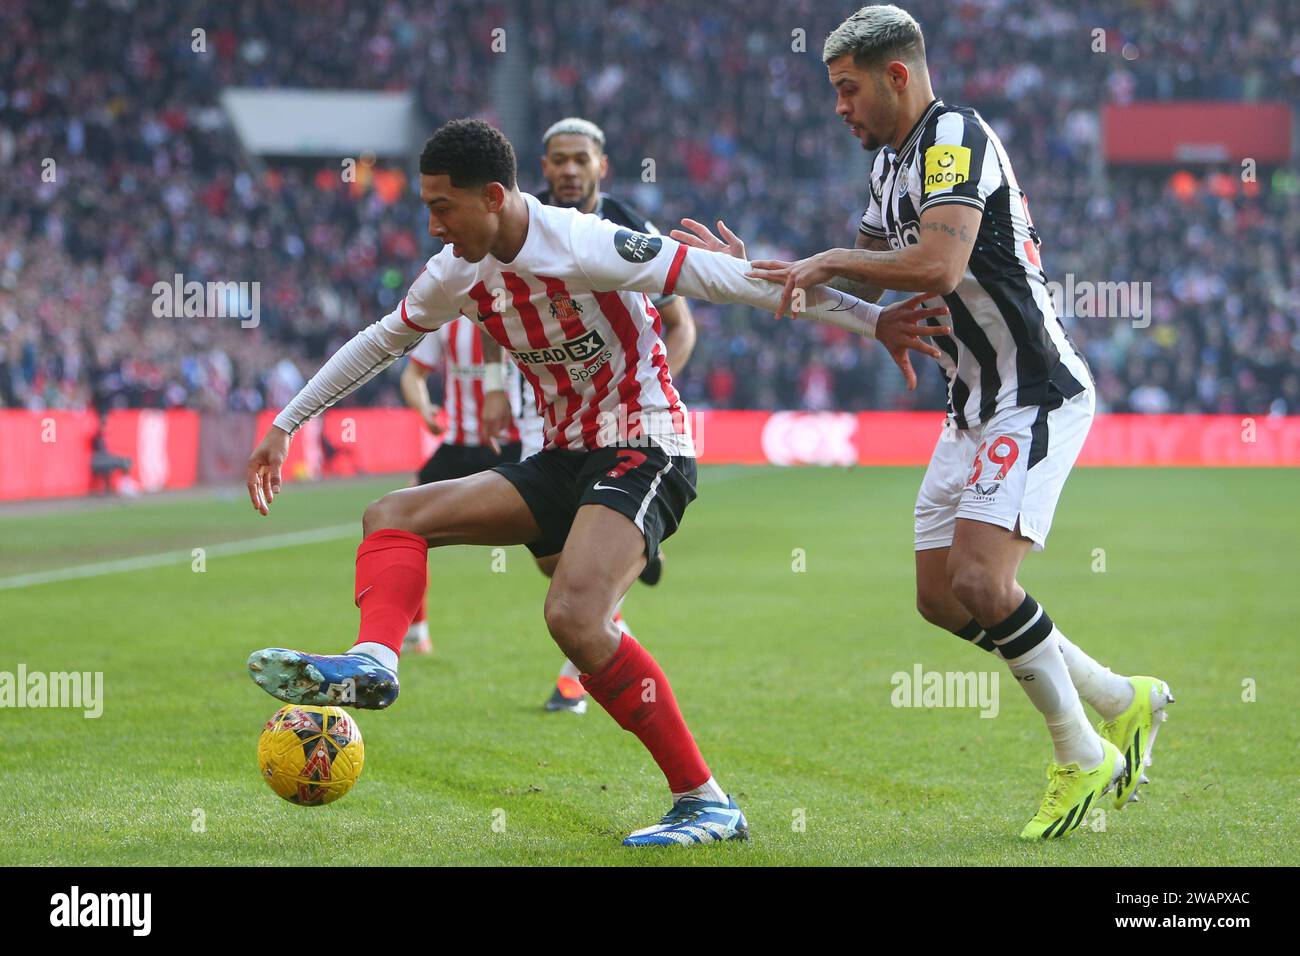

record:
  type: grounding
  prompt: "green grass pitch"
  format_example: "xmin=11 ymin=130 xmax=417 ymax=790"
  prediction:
xmin=1 ymin=465 xmax=1296 ymax=866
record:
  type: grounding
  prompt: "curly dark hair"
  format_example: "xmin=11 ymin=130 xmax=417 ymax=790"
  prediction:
xmin=418 ymin=119 xmax=517 ymax=189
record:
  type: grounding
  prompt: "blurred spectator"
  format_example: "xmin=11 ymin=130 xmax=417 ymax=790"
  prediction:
xmin=1 ymin=0 xmax=1296 ymax=417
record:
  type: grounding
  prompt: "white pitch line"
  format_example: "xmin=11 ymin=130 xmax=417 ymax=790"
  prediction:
xmin=0 ymin=523 xmax=359 ymax=591
xmin=0 ymin=467 xmax=769 ymax=591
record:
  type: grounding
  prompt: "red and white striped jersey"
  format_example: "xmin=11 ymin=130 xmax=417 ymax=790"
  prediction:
xmin=400 ymin=193 xmax=691 ymax=454
xmin=407 ymin=315 xmax=519 ymax=448
xmin=273 ymin=192 xmax=885 ymax=449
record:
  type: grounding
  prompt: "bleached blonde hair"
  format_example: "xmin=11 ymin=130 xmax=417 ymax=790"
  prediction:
xmin=823 ymin=4 xmax=926 ymax=67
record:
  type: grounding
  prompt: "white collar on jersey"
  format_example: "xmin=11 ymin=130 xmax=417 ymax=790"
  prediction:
xmin=899 ymin=98 xmax=945 ymax=158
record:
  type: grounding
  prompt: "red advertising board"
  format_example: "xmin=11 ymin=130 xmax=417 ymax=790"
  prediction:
xmin=1103 ymin=102 xmax=1292 ymax=164
xmin=0 ymin=409 xmax=198 ymax=500
xmin=1 ymin=409 xmax=1296 ymax=501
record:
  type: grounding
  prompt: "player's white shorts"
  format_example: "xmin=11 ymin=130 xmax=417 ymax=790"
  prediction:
xmin=914 ymin=387 xmax=1095 ymax=553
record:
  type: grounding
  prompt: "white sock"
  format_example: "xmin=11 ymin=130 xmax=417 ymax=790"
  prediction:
xmin=1005 ymin=637 xmax=1104 ymax=768
xmin=350 ymin=642 xmax=399 ymax=672
xmin=557 ymin=658 xmax=581 ymax=681
xmin=1045 ymin=701 xmax=1104 ymax=769
xmin=1055 ymin=629 xmax=1134 ymax=720
xmin=403 ymin=620 xmax=429 ymax=644
xmin=672 ymin=775 xmax=727 ymax=805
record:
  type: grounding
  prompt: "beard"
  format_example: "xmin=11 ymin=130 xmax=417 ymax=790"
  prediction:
xmin=551 ymin=183 xmax=597 ymax=210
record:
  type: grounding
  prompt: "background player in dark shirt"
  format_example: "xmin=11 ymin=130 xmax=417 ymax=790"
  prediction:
xmin=531 ymin=117 xmax=695 ymax=711
xmin=536 ymin=117 xmax=698 ymax=378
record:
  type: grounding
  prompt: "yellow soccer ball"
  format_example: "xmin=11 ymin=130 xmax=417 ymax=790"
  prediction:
xmin=257 ymin=704 xmax=365 ymax=806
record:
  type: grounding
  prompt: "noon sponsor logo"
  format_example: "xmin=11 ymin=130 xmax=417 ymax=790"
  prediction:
xmin=923 ymin=144 xmax=971 ymax=192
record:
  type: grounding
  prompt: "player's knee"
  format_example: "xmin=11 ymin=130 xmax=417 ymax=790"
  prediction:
xmin=947 ymin=564 xmax=984 ymax=613
xmin=948 ymin=562 xmax=1014 ymax=621
xmin=362 ymin=492 xmax=412 ymax=536
xmin=543 ymin=590 xmax=584 ymax=643
xmin=543 ymin=586 xmax=606 ymax=643
xmin=915 ymin=590 xmax=951 ymax=628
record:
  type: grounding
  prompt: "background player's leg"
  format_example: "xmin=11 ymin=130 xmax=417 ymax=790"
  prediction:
xmin=546 ymin=504 xmax=723 ymax=803
xmin=405 ymin=445 xmax=470 ymax=654
xmin=405 ymin=596 xmax=431 ymax=655
xmin=533 ymin=553 xmax=561 ymax=577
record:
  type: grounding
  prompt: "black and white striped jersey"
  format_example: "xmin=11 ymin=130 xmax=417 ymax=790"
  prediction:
xmin=859 ymin=98 xmax=1091 ymax=429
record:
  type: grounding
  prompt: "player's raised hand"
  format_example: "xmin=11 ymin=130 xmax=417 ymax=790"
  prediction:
xmin=669 ymin=218 xmax=747 ymax=259
xmin=480 ymin=389 xmax=511 ymax=455
xmin=876 ymin=292 xmax=952 ymax=391
xmin=246 ymin=426 xmax=291 ymax=516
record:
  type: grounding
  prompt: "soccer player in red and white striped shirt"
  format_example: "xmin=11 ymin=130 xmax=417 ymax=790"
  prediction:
xmin=403 ymin=315 xmax=521 ymax=455
xmin=244 ymin=119 xmax=948 ymax=846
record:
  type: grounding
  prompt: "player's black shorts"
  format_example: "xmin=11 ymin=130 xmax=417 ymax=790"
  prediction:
xmin=492 ymin=443 xmax=697 ymax=560
xmin=417 ymin=441 xmax=522 ymax=485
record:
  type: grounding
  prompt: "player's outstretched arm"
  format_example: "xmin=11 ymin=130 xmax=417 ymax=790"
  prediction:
xmin=576 ymin=213 xmax=949 ymax=385
xmin=668 ymin=243 xmax=953 ymax=385
xmin=670 ymin=217 xmax=948 ymax=391
xmin=828 ymin=233 xmax=890 ymax=304
xmin=747 ymin=203 xmax=982 ymax=309
xmin=245 ymin=266 xmax=456 ymax=515
xmin=246 ymin=312 xmax=420 ymax=515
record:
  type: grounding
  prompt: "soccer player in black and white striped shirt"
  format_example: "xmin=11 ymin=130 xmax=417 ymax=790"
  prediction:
xmin=734 ymin=5 xmax=1174 ymax=838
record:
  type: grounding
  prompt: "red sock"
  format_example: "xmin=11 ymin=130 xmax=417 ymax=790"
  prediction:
xmin=353 ymin=529 xmax=428 ymax=655
xmin=414 ymin=596 xmax=427 ymax=625
xmin=581 ymin=633 xmax=711 ymax=793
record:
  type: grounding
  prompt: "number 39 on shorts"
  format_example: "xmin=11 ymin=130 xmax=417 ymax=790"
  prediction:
xmin=966 ymin=435 xmax=1020 ymax=487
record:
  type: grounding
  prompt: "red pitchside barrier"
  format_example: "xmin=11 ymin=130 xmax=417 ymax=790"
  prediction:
xmin=0 ymin=409 xmax=199 ymax=501
xmin=0 ymin=408 xmax=1296 ymax=501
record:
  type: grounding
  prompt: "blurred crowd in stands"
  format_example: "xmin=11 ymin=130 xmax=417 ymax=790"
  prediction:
xmin=2 ymin=0 xmax=1297 ymax=419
